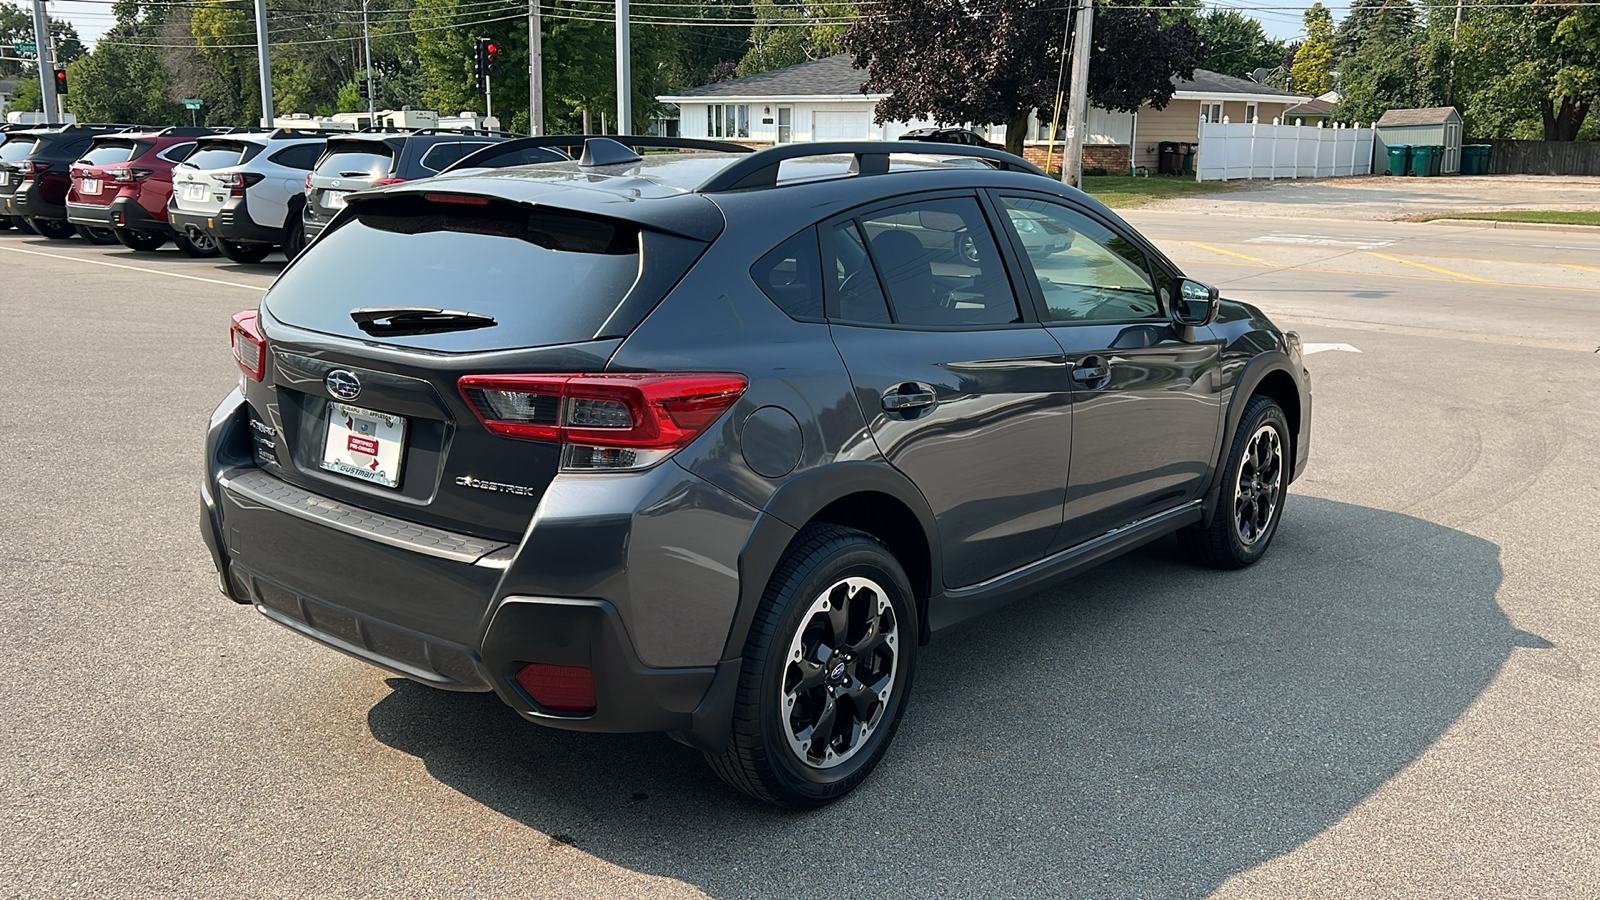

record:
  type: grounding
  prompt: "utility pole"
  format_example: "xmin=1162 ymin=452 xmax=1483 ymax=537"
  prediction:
xmin=362 ymin=0 xmax=375 ymax=122
xmin=615 ymin=0 xmax=630 ymax=135
xmin=1061 ymin=0 xmax=1093 ymax=188
xmin=29 ymin=0 xmax=58 ymax=124
xmin=253 ymin=0 xmax=273 ymax=126
xmin=528 ymin=0 xmax=543 ymax=135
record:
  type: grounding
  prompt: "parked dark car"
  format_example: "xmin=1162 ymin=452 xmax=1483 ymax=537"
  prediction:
xmin=203 ymin=139 xmax=1311 ymax=810
xmin=301 ymin=130 xmax=517 ymax=244
xmin=66 ymin=127 xmax=214 ymax=251
xmin=0 ymin=124 xmax=142 ymax=239
xmin=899 ymin=127 xmax=1004 ymax=151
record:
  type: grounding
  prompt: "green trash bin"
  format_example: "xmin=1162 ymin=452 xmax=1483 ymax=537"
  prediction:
xmin=1386 ymin=143 xmax=1411 ymax=176
xmin=1410 ymin=145 xmax=1441 ymax=177
xmin=1464 ymin=144 xmax=1492 ymax=175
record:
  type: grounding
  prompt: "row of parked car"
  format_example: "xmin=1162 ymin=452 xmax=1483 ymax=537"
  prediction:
xmin=0 ymin=122 xmax=566 ymax=262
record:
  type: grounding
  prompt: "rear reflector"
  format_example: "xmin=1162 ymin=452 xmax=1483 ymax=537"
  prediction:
xmin=230 ymin=310 xmax=265 ymax=382
xmin=515 ymin=663 xmax=596 ymax=713
xmin=459 ymin=372 xmax=747 ymax=471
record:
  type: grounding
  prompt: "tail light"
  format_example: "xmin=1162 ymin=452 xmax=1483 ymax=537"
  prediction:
xmin=18 ymin=160 xmax=49 ymax=175
xmin=372 ymin=177 xmax=407 ymax=186
xmin=459 ymin=372 xmax=747 ymax=472
xmin=230 ymin=310 xmax=266 ymax=382
xmin=515 ymin=663 xmax=595 ymax=713
xmin=214 ymin=171 xmax=265 ymax=196
xmin=304 ymin=173 xmax=313 ymax=194
xmin=106 ymin=167 xmax=154 ymax=183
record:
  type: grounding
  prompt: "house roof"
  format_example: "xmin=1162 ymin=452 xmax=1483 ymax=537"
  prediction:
xmin=1376 ymin=106 xmax=1462 ymax=126
xmin=1172 ymin=69 xmax=1301 ymax=99
xmin=1284 ymin=97 xmax=1335 ymax=117
xmin=666 ymin=54 xmax=873 ymax=100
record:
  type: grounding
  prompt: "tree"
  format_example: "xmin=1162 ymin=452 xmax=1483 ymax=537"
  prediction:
xmin=737 ymin=0 xmax=855 ymax=76
xmin=1332 ymin=0 xmax=1447 ymax=125
xmin=0 ymin=3 xmax=85 ymax=82
xmin=845 ymin=0 xmax=1205 ymax=156
xmin=1194 ymin=9 xmax=1284 ymax=80
xmin=1291 ymin=3 xmax=1334 ymax=96
xmin=63 ymin=41 xmax=183 ymax=123
xmin=1457 ymin=0 xmax=1598 ymax=140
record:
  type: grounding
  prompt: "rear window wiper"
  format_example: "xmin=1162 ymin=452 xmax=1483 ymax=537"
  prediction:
xmin=350 ymin=306 xmax=497 ymax=336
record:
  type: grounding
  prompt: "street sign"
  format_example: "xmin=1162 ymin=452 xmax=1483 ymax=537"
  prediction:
xmin=13 ymin=41 xmax=36 ymax=53
xmin=183 ymin=98 xmax=203 ymax=109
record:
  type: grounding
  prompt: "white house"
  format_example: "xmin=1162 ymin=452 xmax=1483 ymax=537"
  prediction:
xmin=657 ymin=54 xmax=1307 ymax=174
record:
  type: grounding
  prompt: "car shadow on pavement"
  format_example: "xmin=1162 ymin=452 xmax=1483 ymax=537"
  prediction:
xmin=365 ymin=496 xmax=1537 ymax=899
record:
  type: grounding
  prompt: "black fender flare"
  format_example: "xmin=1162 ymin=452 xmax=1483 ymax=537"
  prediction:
xmin=1202 ymin=349 xmax=1302 ymax=525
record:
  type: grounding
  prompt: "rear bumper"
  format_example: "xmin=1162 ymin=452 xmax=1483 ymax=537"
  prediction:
xmin=200 ymin=392 xmax=756 ymax=748
xmin=6 ymin=179 xmax=64 ymax=221
xmin=170 ymin=192 xmax=279 ymax=244
xmin=70 ymin=197 xmax=172 ymax=234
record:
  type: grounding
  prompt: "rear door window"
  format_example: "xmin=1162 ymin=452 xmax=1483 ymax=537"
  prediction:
xmin=853 ymin=197 xmax=1020 ymax=327
xmin=80 ymin=140 xmax=145 ymax=165
xmin=315 ymin=144 xmax=394 ymax=179
xmin=181 ymin=142 xmax=256 ymax=169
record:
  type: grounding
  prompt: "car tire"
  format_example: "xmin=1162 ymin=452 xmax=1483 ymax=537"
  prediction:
xmin=10 ymin=216 xmax=36 ymax=234
xmin=75 ymin=224 xmax=120 ymax=245
xmin=114 ymin=229 xmax=167 ymax=251
xmin=706 ymin=524 xmax=917 ymax=809
xmin=216 ymin=239 xmax=273 ymax=264
xmin=281 ymin=213 xmax=307 ymax=260
xmin=173 ymin=229 xmax=219 ymax=258
xmin=30 ymin=218 xmax=75 ymax=239
xmin=1180 ymin=394 xmax=1290 ymax=569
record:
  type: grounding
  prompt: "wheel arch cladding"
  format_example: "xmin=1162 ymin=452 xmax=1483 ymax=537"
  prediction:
xmin=810 ymin=492 xmax=932 ymax=621
xmin=1252 ymin=368 xmax=1300 ymax=454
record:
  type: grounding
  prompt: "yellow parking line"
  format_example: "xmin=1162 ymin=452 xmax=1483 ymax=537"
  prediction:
xmin=1361 ymin=251 xmax=1491 ymax=282
xmin=1167 ymin=256 xmax=1600 ymax=295
xmin=1183 ymin=241 xmax=1268 ymax=264
xmin=1560 ymin=263 xmax=1600 ymax=273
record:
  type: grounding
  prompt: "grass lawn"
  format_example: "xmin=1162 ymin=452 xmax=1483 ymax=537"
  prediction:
xmin=1079 ymin=175 xmax=1237 ymax=209
xmin=1418 ymin=210 xmax=1600 ymax=226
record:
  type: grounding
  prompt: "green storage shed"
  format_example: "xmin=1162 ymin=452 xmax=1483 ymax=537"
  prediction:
xmin=1374 ymin=107 xmax=1464 ymax=175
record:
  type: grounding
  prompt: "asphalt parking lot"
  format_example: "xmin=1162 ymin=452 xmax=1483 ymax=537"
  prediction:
xmin=2 ymin=212 xmax=1597 ymax=898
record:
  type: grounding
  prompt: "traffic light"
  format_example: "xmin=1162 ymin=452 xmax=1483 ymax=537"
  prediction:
xmin=53 ymin=69 xmax=67 ymax=95
xmin=358 ymin=77 xmax=370 ymax=101
xmin=484 ymin=41 xmax=499 ymax=75
xmin=473 ymin=37 xmax=492 ymax=95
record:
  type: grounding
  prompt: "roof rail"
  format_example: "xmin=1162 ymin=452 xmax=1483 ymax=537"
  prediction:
xmin=438 ymin=134 xmax=751 ymax=174
xmin=153 ymin=126 xmax=218 ymax=137
xmin=411 ymin=127 xmax=528 ymax=138
xmin=695 ymin=141 xmax=1047 ymax=192
xmin=266 ymin=127 xmax=349 ymax=139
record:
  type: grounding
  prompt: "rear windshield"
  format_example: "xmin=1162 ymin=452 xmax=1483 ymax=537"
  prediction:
xmin=0 ymin=137 xmax=38 ymax=162
xmin=265 ymin=195 xmax=646 ymax=351
xmin=315 ymin=144 xmax=394 ymax=178
xmin=80 ymin=140 xmax=145 ymax=166
xmin=181 ymin=141 xmax=258 ymax=169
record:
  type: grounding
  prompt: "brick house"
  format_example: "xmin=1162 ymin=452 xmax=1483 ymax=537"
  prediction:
xmin=656 ymin=55 xmax=1306 ymax=174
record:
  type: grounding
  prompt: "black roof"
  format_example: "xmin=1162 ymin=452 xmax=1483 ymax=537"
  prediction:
xmin=666 ymin=54 xmax=873 ymax=99
xmin=667 ymin=54 xmax=1300 ymax=101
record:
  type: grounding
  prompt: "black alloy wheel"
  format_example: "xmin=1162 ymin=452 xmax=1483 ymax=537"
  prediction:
xmin=281 ymin=214 xmax=307 ymax=260
xmin=216 ymin=238 xmax=273 ymax=264
xmin=75 ymin=224 xmax=120 ymax=245
xmin=708 ymin=524 xmax=916 ymax=809
xmin=114 ymin=229 xmax=167 ymax=252
xmin=30 ymin=217 xmax=75 ymax=239
xmin=1180 ymin=393 xmax=1290 ymax=569
xmin=173 ymin=229 xmax=219 ymax=257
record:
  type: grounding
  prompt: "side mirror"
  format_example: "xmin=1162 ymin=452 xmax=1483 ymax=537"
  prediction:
xmin=1173 ymin=278 xmax=1219 ymax=328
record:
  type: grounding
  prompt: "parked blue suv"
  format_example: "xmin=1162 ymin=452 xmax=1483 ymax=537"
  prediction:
xmin=201 ymin=138 xmax=1311 ymax=808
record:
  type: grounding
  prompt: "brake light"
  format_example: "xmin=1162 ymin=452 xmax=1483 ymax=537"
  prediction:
xmin=230 ymin=310 xmax=266 ymax=382
xmin=372 ymin=177 xmax=407 ymax=186
xmin=515 ymin=663 xmax=595 ymax=713
xmin=106 ymin=167 xmax=153 ymax=183
xmin=304 ymin=173 xmax=313 ymax=194
xmin=18 ymin=160 xmax=49 ymax=175
xmin=214 ymin=171 xmax=265 ymax=196
xmin=423 ymin=192 xmax=490 ymax=205
xmin=458 ymin=372 xmax=748 ymax=471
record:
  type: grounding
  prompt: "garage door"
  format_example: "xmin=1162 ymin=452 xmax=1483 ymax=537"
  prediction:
xmin=813 ymin=111 xmax=872 ymax=141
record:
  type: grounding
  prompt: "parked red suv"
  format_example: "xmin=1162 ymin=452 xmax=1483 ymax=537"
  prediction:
xmin=67 ymin=127 xmax=219 ymax=254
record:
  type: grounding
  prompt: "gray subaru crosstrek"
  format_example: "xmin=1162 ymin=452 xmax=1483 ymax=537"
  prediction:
xmin=201 ymin=138 xmax=1311 ymax=809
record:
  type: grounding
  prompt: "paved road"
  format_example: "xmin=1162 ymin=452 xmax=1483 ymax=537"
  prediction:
xmin=2 ymin=219 xmax=1596 ymax=898
xmin=1140 ymin=173 xmax=1600 ymax=221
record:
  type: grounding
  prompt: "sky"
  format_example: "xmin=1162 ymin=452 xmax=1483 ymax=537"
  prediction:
xmin=47 ymin=0 xmax=1337 ymax=59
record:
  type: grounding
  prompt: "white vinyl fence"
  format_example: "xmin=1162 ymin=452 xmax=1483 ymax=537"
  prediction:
xmin=1194 ymin=118 xmax=1376 ymax=182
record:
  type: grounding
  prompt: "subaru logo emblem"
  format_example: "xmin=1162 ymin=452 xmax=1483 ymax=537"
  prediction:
xmin=331 ymin=179 xmax=340 ymax=188
xmin=830 ymin=662 xmax=847 ymax=681
xmin=325 ymin=369 xmax=361 ymax=401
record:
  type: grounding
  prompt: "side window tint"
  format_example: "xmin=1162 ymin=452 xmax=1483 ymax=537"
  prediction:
xmin=828 ymin=221 xmax=891 ymax=325
xmin=856 ymin=197 xmax=1020 ymax=327
xmin=751 ymin=229 xmax=824 ymax=319
xmin=998 ymin=196 xmax=1163 ymax=322
xmin=160 ymin=142 xmax=197 ymax=162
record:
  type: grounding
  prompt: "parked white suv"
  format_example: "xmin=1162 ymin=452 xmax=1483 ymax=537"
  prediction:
xmin=168 ymin=128 xmax=333 ymax=263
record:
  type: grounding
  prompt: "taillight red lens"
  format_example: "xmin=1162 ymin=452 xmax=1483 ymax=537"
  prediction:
xmin=230 ymin=310 xmax=265 ymax=382
xmin=458 ymin=372 xmax=747 ymax=470
xmin=372 ymin=177 xmax=407 ymax=186
xmin=215 ymin=172 xmax=264 ymax=191
xmin=18 ymin=160 xmax=48 ymax=175
xmin=423 ymin=192 xmax=490 ymax=205
xmin=304 ymin=173 xmax=313 ymax=193
xmin=515 ymin=663 xmax=595 ymax=713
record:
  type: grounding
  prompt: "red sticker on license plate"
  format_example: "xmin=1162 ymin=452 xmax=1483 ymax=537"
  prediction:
xmin=347 ymin=434 xmax=380 ymax=456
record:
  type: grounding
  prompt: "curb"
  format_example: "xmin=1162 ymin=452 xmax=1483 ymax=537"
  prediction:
xmin=1421 ymin=218 xmax=1600 ymax=234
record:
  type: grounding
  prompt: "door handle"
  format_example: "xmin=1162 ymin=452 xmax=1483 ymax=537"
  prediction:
xmin=882 ymin=387 xmax=937 ymax=411
xmin=1071 ymin=365 xmax=1108 ymax=383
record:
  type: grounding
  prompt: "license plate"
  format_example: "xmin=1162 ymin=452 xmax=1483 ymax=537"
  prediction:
xmin=183 ymin=182 xmax=208 ymax=202
xmin=81 ymin=178 xmax=102 ymax=196
xmin=323 ymin=190 xmax=350 ymax=209
xmin=320 ymin=402 xmax=406 ymax=488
